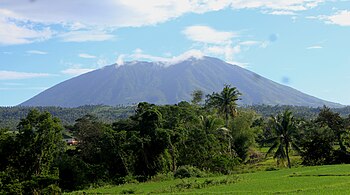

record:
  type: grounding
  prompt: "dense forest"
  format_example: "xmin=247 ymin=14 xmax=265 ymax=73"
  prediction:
xmin=0 ymin=105 xmax=134 ymax=130
xmin=1 ymin=85 xmax=350 ymax=194
xmin=1 ymin=103 xmax=350 ymax=130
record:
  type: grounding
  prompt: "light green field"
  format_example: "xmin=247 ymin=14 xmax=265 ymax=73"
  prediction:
xmin=69 ymin=164 xmax=350 ymax=194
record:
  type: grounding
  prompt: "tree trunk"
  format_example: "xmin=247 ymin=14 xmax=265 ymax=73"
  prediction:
xmin=285 ymin=143 xmax=291 ymax=168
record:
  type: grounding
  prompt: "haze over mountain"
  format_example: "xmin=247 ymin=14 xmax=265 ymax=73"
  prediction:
xmin=21 ymin=56 xmax=342 ymax=108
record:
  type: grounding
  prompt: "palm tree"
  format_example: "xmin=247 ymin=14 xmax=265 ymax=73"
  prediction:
xmin=206 ymin=84 xmax=241 ymax=128
xmin=265 ymin=110 xmax=300 ymax=168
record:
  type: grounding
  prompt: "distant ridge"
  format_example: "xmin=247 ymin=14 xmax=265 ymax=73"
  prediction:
xmin=21 ymin=56 xmax=343 ymax=108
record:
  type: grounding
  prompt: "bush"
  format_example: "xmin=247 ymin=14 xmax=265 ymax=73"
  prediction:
xmin=150 ymin=172 xmax=174 ymax=182
xmin=122 ymin=174 xmax=139 ymax=184
xmin=174 ymin=165 xmax=205 ymax=179
xmin=209 ymin=155 xmax=239 ymax=174
xmin=265 ymin=167 xmax=279 ymax=171
xmin=41 ymin=184 xmax=61 ymax=195
xmin=120 ymin=188 xmax=136 ymax=194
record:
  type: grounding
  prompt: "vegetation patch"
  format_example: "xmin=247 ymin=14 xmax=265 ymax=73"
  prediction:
xmin=153 ymin=175 xmax=239 ymax=194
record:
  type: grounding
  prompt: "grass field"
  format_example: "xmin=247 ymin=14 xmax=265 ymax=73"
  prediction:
xmin=69 ymin=164 xmax=350 ymax=194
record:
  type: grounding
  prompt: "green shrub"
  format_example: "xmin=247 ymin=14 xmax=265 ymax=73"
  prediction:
xmin=265 ymin=167 xmax=279 ymax=171
xmin=120 ymin=188 xmax=136 ymax=194
xmin=150 ymin=172 xmax=174 ymax=182
xmin=123 ymin=174 xmax=139 ymax=184
xmin=174 ymin=165 xmax=205 ymax=179
xmin=41 ymin=184 xmax=62 ymax=195
xmin=210 ymin=155 xmax=239 ymax=174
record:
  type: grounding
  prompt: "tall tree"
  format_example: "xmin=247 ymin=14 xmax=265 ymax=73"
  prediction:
xmin=206 ymin=84 xmax=241 ymax=127
xmin=191 ymin=89 xmax=204 ymax=105
xmin=316 ymin=106 xmax=347 ymax=152
xmin=14 ymin=109 xmax=65 ymax=179
xmin=266 ymin=110 xmax=300 ymax=168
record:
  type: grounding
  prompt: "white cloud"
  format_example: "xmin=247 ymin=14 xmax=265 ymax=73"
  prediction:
xmin=183 ymin=25 xmax=236 ymax=44
xmin=326 ymin=10 xmax=350 ymax=26
xmin=126 ymin=48 xmax=249 ymax=67
xmin=0 ymin=70 xmax=52 ymax=80
xmin=117 ymin=49 xmax=203 ymax=67
xmin=0 ymin=0 xmax=327 ymax=45
xmin=310 ymin=10 xmax=350 ymax=27
xmin=78 ymin=53 xmax=96 ymax=59
xmin=182 ymin=25 xmax=244 ymax=65
xmin=116 ymin=54 xmax=125 ymax=66
xmin=0 ymin=0 xmax=233 ymax=27
xmin=26 ymin=50 xmax=47 ymax=55
xmin=307 ymin=45 xmax=323 ymax=49
xmin=268 ymin=11 xmax=297 ymax=15
xmin=60 ymin=30 xmax=114 ymax=42
xmin=61 ymin=68 xmax=94 ymax=76
xmin=0 ymin=86 xmax=48 ymax=91
xmin=0 ymin=18 xmax=53 ymax=45
xmin=230 ymin=0 xmax=324 ymax=11
xmin=205 ymin=45 xmax=241 ymax=64
xmin=0 ymin=0 xmax=325 ymax=27
xmin=239 ymin=41 xmax=261 ymax=46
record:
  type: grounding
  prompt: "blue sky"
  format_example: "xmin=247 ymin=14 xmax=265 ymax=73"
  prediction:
xmin=1 ymin=0 xmax=350 ymax=106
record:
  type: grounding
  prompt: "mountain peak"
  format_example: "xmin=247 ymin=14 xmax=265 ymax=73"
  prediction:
xmin=21 ymin=56 xmax=342 ymax=108
xmin=114 ymin=50 xmax=205 ymax=68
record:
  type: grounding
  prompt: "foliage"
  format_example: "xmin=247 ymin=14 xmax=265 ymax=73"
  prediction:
xmin=0 ymin=109 xmax=64 ymax=194
xmin=206 ymin=84 xmax=241 ymax=127
xmin=2 ymin=86 xmax=350 ymax=192
xmin=316 ymin=106 xmax=347 ymax=152
xmin=191 ymin=89 xmax=204 ymax=105
xmin=299 ymin=123 xmax=335 ymax=166
xmin=230 ymin=110 xmax=262 ymax=162
xmin=174 ymin=165 xmax=206 ymax=179
xmin=0 ymin=105 xmax=134 ymax=130
xmin=265 ymin=110 xmax=300 ymax=168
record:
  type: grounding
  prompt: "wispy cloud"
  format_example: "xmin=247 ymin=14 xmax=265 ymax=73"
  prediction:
xmin=0 ymin=87 xmax=48 ymax=91
xmin=26 ymin=50 xmax=48 ymax=55
xmin=310 ymin=10 xmax=350 ymax=27
xmin=183 ymin=25 xmax=237 ymax=45
xmin=61 ymin=68 xmax=94 ymax=76
xmin=78 ymin=53 xmax=96 ymax=59
xmin=307 ymin=45 xmax=323 ymax=49
xmin=230 ymin=0 xmax=324 ymax=11
xmin=0 ymin=70 xmax=52 ymax=80
xmin=0 ymin=19 xmax=53 ymax=45
xmin=182 ymin=25 xmax=243 ymax=65
xmin=0 ymin=0 xmax=325 ymax=27
xmin=116 ymin=49 xmax=203 ymax=67
xmin=239 ymin=41 xmax=261 ymax=46
xmin=267 ymin=11 xmax=297 ymax=15
xmin=325 ymin=10 xmax=350 ymax=26
xmin=59 ymin=30 xmax=114 ymax=42
xmin=0 ymin=0 xmax=328 ymax=45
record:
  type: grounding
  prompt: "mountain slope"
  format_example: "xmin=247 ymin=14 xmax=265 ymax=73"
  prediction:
xmin=21 ymin=56 xmax=342 ymax=108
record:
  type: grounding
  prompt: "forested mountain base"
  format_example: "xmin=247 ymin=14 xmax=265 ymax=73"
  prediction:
xmin=1 ymin=86 xmax=350 ymax=193
xmin=0 ymin=105 xmax=134 ymax=130
xmin=1 ymin=104 xmax=349 ymax=130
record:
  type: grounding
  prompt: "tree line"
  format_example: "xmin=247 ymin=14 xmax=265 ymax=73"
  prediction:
xmin=2 ymin=103 xmax=350 ymax=131
xmin=1 ymin=85 xmax=350 ymax=194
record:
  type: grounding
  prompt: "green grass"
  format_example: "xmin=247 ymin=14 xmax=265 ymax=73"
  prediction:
xmin=68 ymin=164 xmax=350 ymax=194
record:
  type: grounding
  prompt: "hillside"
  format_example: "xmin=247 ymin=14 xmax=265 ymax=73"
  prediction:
xmin=21 ymin=56 xmax=342 ymax=108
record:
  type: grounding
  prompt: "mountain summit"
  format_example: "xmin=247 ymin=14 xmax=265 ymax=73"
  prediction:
xmin=21 ymin=56 xmax=342 ymax=108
